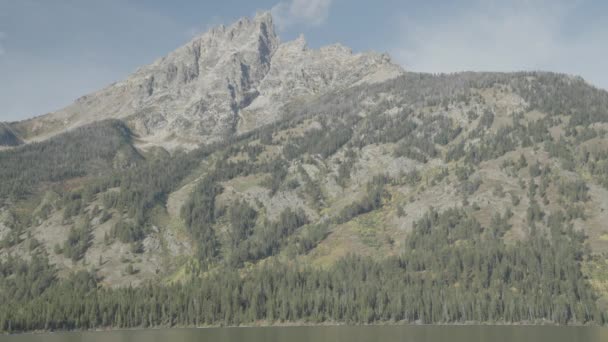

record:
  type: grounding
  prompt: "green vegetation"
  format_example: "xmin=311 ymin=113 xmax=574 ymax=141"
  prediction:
xmin=299 ymin=165 xmax=324 ymax=208
xmin=111 ymin=219 xmax=146 ymax=243
xmin=559 ymin=179 xmax=590 ymax=202
xmin=337 ymin=175 xmax=389 ymax=223
xmin=284 ymin=123 xmax=353 ymax=159
xmin=228 ymin=200 xmax=258 ymax=248
xmin=355 ymin=111 xmax=417 ymax=146
xmin=336 ymin=148 xmax=357 ymax=187
xmin=261 ymin=158 xmax=288 ymax=195
xmin=393 ymin=134 xmax=437 ymax=163
xmin=2 ymin=71 xmax=608 ymax=333
xmin=234 ymin=207 xmax=309 ymax=265
xmin=98 ymin=145 xmax=215 ymax=227
xmin=62 ymin=221 xmax=92 ymax=262
xmin=181 ymin=176 xmax=223 ymax=267
xmin=0 ymin=120 xmax=139 ymax=200
xmin=0 ymin=208 xmax=603 ymax=332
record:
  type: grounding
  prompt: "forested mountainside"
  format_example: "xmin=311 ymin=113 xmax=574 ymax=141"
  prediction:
xmin=0 ymin=123 xmax=22 ymax=147
xmin=2 ymin=13 xmax=608 ymax=332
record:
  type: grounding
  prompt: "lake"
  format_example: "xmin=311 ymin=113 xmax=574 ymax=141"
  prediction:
xmin=1 ymin=325 xmax=607 ymax=342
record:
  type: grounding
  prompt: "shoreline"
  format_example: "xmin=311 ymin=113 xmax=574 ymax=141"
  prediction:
xmin=5 ymin=320 xmax=605 ymax=336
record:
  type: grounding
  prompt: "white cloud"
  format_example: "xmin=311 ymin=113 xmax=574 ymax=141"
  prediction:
xmin=271 ymin=0 xmax=333 ymax=30
xmin=390 ymin=0 xmax=608 ymax=90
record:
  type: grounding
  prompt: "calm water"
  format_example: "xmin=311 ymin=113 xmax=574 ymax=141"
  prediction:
xmin=1 ymin=326 xmax=607 ymax=342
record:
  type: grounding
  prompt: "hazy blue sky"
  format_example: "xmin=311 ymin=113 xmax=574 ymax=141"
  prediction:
xmin=1 ymin=0 xmax=607 ymax=121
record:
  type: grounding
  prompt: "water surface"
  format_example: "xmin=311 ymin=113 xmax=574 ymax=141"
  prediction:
xmin=1 ymin=325 xmax=607 ymax=342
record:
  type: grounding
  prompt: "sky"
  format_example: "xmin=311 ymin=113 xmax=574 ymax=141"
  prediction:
xmin=0 ymin=0 xmax=607 ymax=122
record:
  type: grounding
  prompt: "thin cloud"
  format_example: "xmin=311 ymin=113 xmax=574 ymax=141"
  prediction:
xmin=390 ymin=0 xmax=608 ymax=90
xmin=271 ymin=0 xmax=333 ymax=30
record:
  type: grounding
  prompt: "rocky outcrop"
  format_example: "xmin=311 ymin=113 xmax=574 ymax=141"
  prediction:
xmin=20 ymin=11 xmax=404 ymax=148
xmin=238 ymin=34 xmax=403 ymax=131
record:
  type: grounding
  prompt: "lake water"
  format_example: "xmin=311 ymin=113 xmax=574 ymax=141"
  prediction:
xmin=1 ymin=325 xmax=607 ymax=342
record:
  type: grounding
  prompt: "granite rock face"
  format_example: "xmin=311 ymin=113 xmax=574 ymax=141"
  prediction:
xmin=21 ymin=12 xmax=403 ymax=148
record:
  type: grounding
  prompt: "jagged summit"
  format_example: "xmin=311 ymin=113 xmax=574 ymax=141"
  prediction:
xmin=12 ymin=11 xmax=404 ymax=149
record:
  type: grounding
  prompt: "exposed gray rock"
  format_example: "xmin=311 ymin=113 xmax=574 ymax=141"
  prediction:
xmin=22 ymin=12 xmax=403 ymax=149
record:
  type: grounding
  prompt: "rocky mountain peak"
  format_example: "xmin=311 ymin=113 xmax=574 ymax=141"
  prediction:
xmin=285 ymin=34 xmax=308 ymax=51
xmin=16 ymin=11 xmax=403 ymax=149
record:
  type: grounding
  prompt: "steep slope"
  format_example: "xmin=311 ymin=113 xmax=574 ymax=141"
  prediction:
xmin=0 ymin=120 xmax=140 ymax=201
xmin=0 ymin=123 xmax=22 ymax=147
xmin=14 ymin=12 xmax=402 ymax=150
xmin=238 ymin=35 xmax=403 ymax=131
xmin=3 ymin=71 xmax=608 ymax=330
xmin=3 ymin=70 xmax=608 ymax=330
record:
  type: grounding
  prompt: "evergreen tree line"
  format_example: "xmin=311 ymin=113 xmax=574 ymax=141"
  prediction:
xmin=337 ymin=175 xmax=390 ymax=223
xmin=0 ymin=207 xmax=604 ymax=333
xmin=228 ymin=206 xmax=309 ymax=266
xmin=0 ymin=120 xmax=139 ymax=201
xmin=546 ymin=139 xmax=608 ymax=191
xmin=2 ymin=71 xmax=608 ymax=332
xmin=283 ymin=123 xmax=353 ymax=160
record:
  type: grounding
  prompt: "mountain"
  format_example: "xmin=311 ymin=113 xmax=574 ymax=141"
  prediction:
xmin=7 ymin=12 xmax=402 ymax=149
xmin=0 ymin=125 xmax=21 ymax=149
xmin=2 ymin=12 xmax=608 ymax=332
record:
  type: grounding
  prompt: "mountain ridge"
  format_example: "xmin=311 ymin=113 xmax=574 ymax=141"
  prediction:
xmin=6 ymin=11 xmax=403 ymax=150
